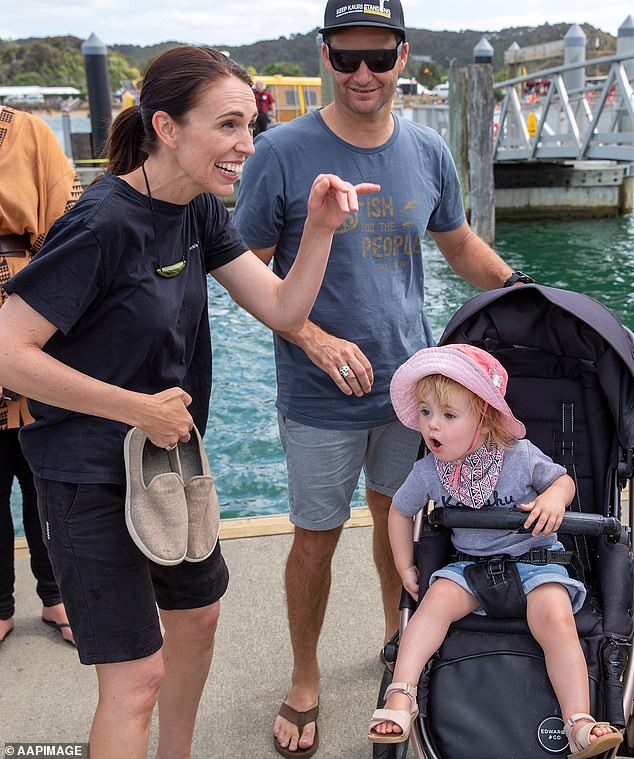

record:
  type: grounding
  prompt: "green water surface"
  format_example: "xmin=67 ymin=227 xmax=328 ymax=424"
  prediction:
xmin=11 ymin=214 xmax=634 ymax=528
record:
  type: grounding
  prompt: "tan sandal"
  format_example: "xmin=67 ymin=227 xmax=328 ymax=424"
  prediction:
xmin=564 ymin=713 xmax=623 ymax=758
xmin=368 ymin=682 xmax=419 ymax=744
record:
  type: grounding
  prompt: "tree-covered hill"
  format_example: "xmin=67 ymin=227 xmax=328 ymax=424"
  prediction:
xmin=0 ymin=36 xmax=140 ymax=91
xmin=405 ymin=23 xmax=614 ymax=74
xmin=113 ymin=22 xmax=615 ymax=78
xmin=0 ymin=22 xmax=616 ymax=88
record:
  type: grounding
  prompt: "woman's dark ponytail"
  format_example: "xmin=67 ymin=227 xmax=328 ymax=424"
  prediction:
xmin=104 ymin=105 xmax=148 ymax=175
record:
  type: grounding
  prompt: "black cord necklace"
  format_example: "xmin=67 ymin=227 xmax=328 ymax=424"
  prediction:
xmin=141 ymin=162 xmax=187 ymax=278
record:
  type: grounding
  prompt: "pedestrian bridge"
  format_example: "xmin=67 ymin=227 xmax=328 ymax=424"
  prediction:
xmin=493 ymin=52 xmax=634 ymax=162
xmin=400 ymin=50 xmax=634 ymax=164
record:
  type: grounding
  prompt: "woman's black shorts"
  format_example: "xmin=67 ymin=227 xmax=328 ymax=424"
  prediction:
xmin=34 ymin=478 xmax=229 ymax=665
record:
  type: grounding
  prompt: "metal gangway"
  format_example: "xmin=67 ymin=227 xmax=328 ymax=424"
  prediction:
xmin=493 ymin=51 xmax=634 ymax=162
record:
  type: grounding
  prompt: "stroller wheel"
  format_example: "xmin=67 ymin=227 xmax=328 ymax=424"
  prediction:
xmin=380 ymin=632 xmax=399 ymax=673
xmin=372 ymin=741 xmax=410 ymax=759
xmin=622 ymin=715 xmax=634 ymax=756
xmin=372 ymin=667 xmax=410 ymax=759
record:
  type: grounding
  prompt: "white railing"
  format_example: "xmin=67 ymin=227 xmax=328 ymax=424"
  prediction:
xmin=493 ymin=52 xmax=634 ymax=162
xmin=408 ymin=103 xmax=450 ymax=142
xmin=393 ymin=101 xmax=450 ymax=142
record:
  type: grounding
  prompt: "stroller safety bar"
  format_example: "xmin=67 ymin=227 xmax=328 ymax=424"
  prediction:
xmin=427 ymin=507 xmax=623 ymax=538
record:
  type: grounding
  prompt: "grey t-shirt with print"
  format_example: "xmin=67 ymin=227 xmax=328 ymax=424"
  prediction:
xmin=233 ymin=110 xmax=465 ymax=430
xmin=392 ymin=439 xmax=567 ymax=556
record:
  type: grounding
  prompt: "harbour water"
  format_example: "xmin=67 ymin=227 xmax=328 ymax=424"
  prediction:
xmin=208 ymin=213 xmax=634 ymax=519
xmin=9 ymin=114 xmax=634 ymax=531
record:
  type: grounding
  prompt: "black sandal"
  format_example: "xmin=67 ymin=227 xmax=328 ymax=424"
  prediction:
xmin=41 ymin=618 xmax=75 ymax=648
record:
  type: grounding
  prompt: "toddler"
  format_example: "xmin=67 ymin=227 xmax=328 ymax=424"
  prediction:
xmin=368 ymin=344 xmax=622 ymax=758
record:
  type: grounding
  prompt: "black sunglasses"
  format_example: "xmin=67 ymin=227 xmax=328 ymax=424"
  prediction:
xmin=326 ymin=43 xmax=402 ymax=74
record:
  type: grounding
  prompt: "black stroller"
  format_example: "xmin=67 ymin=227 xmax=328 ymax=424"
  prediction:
xmin=375 ymin=284 xmax=634 ymax=759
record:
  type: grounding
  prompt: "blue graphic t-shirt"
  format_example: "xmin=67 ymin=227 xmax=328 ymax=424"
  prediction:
xmin=233 ymin=111 xmax=465 ymax=429
xmin=392 ymin=440 xmax=567 ymax=556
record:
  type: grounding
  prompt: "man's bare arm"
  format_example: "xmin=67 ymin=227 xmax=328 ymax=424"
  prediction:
xmin=250 ymin=246 xmax=373 ymax=396
xmin=430 ymin=221 xmax=513 ymax=290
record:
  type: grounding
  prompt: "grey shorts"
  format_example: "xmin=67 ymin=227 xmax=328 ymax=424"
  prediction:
xmin=278 ymin=413 xmax=421 ymax=531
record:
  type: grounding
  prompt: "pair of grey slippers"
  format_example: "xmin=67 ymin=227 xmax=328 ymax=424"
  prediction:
xmin=123 ymin=425 xmax=219 ymax=566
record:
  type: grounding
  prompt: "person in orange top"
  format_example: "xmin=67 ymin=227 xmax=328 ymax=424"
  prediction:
xmin=0 ymin=105 xmax=82 ymax=645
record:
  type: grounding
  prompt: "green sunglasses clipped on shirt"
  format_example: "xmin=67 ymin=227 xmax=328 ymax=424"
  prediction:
xmin=156 ymin=260 xmax=187 ymax=278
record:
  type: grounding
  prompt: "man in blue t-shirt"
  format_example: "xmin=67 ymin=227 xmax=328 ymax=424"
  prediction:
xmin=233 ymin=1 xmax=516 ymax=754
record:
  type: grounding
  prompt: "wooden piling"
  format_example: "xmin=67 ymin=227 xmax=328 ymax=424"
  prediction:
xmin=448 ymin=67 xmax=469 ymax=212
xmin=449 ymin=64 xmax=496 ymax=244
xmin=468 ymin=63 xmax=496 ymax=245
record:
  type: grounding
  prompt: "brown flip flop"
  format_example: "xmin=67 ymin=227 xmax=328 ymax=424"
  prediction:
xmin=274 ymin=701 xmax=319 ymax=758
xmin=42 ymin=618 xmax=75 ymax=648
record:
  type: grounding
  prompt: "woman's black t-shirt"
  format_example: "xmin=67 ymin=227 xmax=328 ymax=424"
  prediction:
xmin=4 ymin=173 xmax=248 ymax=484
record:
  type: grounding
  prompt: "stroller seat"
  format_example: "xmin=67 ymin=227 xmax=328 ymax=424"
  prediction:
xmin=375 ymin=285 xmax=634 ymax=759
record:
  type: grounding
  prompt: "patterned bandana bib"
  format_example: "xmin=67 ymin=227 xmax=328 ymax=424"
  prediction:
xmin=435 ymin=441 xmax=504 ymax=509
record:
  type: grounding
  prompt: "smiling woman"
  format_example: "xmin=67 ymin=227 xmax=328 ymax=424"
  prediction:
xmin=0 ymin=44 xmax=378 ymax=759
xmin=105 ymin=46 xmax=257 ymax=198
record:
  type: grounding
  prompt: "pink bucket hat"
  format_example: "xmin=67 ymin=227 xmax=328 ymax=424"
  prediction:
xmin=390 ymin=344 xmax=526 ymax=439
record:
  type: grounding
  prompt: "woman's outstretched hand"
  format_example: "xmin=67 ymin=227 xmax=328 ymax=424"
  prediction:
xmin=306 ymin=174 xmax=380 ymax=232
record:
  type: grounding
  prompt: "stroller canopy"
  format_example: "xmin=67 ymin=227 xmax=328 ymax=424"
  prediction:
xmin=439 ymin=284 xmax=634 ymax=452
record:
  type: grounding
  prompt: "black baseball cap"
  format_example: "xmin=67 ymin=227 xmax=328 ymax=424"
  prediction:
xmin=320 ymin=0 xmax=406 ymax=41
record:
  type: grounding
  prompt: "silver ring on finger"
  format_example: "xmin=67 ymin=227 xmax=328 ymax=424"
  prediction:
xmin=165 ymin=443 xmax=178 ymax=451
xmin=339 ymin=365 xmax=351 ymax=378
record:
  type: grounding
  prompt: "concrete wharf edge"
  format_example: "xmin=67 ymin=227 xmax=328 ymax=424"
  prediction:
xmin=3 ymin=510 xmax=389 ymax=759
xmin=5 ymin=501 xmax=632 ymax=758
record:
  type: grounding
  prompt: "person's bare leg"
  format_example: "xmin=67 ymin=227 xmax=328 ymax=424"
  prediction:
xmin=90 ymin=651 xmax=164 ymax=759
xmin=155 ymin=603 xmax=220 ymax=759
xmin=274 ymin=525 xmax=342 ymax=754
xmin=366 ymin=487 xmax=401 ymax=644
xmin=41 ymin=601 xmax=75 ymax=645
xmin=371 ymin=579 xmax=478 ymax=737
xmin=527 ymin=584 xmax=614 ymax=747
xmin=0 ymin=616 xmax=14 ymax=641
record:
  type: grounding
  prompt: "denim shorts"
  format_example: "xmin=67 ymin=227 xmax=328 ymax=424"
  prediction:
xmin=278 ymin=413 xmax=421 ymax=531
xmin=430 ymin=542 xmax=586 ymax=614
xmin=34 ymin=478 xmax=229 ymax=665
